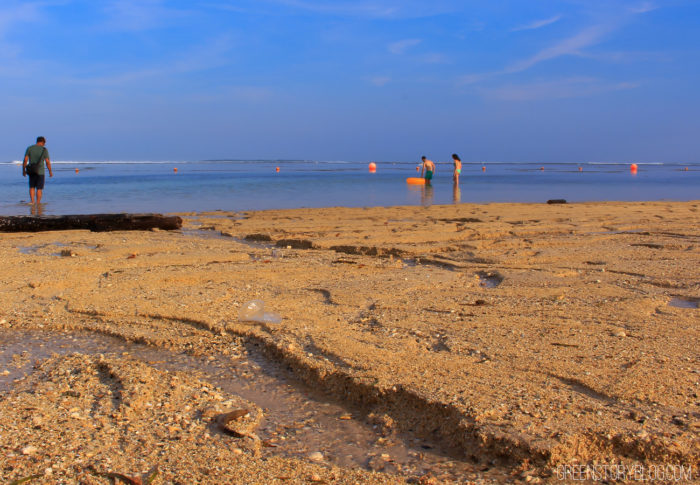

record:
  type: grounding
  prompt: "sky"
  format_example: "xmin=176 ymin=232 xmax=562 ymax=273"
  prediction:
xmin=1 ymin=0 xmax=699 ymax=162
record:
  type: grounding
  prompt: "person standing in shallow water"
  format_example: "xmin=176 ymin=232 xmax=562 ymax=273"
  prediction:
xmin=420 ymin=156 xmax=435 ymax=184
xmin=22 ymin=136 xmax=53 ymax=206
xmin=452 ymin=153 xmax=462 ymax=183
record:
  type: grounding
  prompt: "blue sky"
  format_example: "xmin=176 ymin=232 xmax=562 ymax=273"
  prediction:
xmin=1 ymin=0 xmax=699 ymax=162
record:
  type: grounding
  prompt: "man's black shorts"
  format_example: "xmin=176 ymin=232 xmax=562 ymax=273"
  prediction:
xmin=28 ymin=174 xmax=45 ymax=190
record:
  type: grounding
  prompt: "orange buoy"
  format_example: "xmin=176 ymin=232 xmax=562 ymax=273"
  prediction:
xmin=630 ymin=163 xmax=638 ymax=174
xmin=276 ymin=166 xmax=280 ymax=172
xmin=173 ymin=167 xmax=178 ymax=173
xmin=406 ymin=177 xmax=425 ymax=185
xmin=75 ymin=168 xmax=79 ymax=174
xmin=482 ymin=166 xmax=486 ymax=172
xmin=368 ymin=162 xmax=376 ymax=173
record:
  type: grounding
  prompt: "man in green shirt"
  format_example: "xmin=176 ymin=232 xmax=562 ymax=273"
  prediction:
xmin=22 ymin=136 xmax=53 ymax=205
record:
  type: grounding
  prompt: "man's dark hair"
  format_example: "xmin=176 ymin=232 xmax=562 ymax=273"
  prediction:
xmin=421 ymin=156 xmax=426 ymax=161
xmin=36 ymin=136 xmax=46 ymax=143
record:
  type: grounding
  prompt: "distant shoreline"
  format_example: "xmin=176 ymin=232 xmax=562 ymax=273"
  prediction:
xmin=2 ymin=159 xmax=699 ymax=166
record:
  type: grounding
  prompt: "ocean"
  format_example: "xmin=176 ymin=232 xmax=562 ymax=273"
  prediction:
xmin=0 ymin=160 xmax=698 ymax=216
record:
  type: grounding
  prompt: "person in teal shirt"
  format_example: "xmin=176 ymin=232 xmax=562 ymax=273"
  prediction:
xmin=22 ymin=136 xmax=53 ymax=206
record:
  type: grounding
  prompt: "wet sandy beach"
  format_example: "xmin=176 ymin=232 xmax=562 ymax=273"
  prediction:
xmin=1 ymin=201 xmax=698 ymax=484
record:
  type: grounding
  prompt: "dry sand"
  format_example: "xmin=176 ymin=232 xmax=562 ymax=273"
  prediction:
xmin=0 ymin=201 xmax=698 ymax=484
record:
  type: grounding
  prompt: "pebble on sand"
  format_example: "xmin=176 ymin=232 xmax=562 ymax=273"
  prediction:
xmin=308 ymin=451 xmax=324 ymax=462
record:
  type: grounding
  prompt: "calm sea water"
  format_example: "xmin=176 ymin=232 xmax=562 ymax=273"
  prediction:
xmin=0 ymin=160 xmax=698 ymax=216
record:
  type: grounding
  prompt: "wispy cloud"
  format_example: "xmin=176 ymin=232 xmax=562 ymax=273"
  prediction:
xmin=266 ymin=0 xmax=396 ymax=17
xmin=369 ymin=76 xmax=391 ymax=87
xmin=576 ymin=49 xmax=672 ymax=63
xmin=251 ymin=0 xmax=458 ymax=19
xmin=0 ymin=1 xmax=68 ymax=77
xmin=457 ymin=24 xmax=613 ymax=85
xmin=388 ymin=38 xmax=421 ymax=55
xmin=0 ymin=6 xmax=25 ymax=35
xmin=102 ymin=0 xmax=191 ymax=31
xmin=188 ymin=85 xmax=276 ymax=103
xmin=388 ymin=39 xmax=449 ymax=64
xmin=629 ymin=2 xmax=657 ymax=14
xmin=419 ymin=53 xmax=449 ymax=64
xmin=511 ymin=15 xmax=562 ymax=32
xmin=0 ymin=1 xmax=57 ymax=38
xmin=457 ymin=24 xmax=611 ymax=86
xmin=459 ymin=4 xmax=659 ymax=88
xmin=204 ymin=0 xmax=432 ymax=20
xmin=481 ymin=77 xmax=639 ymax=101
xmin=506 ymin=23 xmax=612 ymax=73
xmin=458 ymin=72 xmax=492 ymax=85
xmin=67 ymin=35 xmax=234 ymax=87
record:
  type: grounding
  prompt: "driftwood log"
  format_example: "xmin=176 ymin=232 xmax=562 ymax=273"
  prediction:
xmin=0 ymin=213 xmax=182 ymax=233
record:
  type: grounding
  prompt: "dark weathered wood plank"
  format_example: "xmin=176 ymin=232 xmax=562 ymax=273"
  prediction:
xmin=0 ymin=213 xmax=182 ymax=232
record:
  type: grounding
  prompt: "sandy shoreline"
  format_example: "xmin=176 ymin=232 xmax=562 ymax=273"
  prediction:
xmin=1 ymin=201 xmax=698 ymax=483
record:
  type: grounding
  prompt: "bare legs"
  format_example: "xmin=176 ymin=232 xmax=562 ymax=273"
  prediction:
xmin=28 ymin=188 xmax=43 ymax=205
xmin=28 ymin=187 xmax=45 ymax=216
